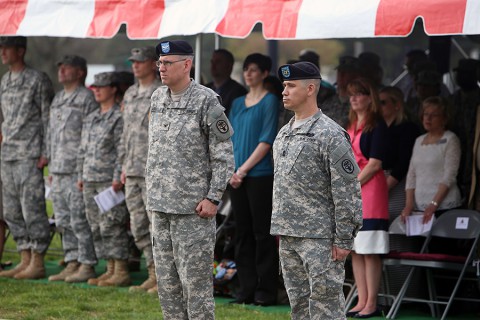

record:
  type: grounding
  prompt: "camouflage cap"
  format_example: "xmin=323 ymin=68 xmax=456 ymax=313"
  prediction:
xmin=91 ymin=72 xmax=117 ymax=87
xmin=336 ymin=56 xmax=362 ymax=73
xmin=299 ymin=49 xmax=320 ymax=68
xmin=129 ymin=46 xmax=157 ymax=62
xmin=0 ymin=36 xmax=27 ymax=48
xmin=416 ymin=70 xmax=441 ymax=86
xmin=57 ymin=55 xmax=87 ymax=71
xmin=454 ymin=58 xmax=479 ymax=72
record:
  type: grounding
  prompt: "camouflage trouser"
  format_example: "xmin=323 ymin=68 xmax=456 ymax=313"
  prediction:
xmin=125 ymin=176 xmax=153 ymax=266
xmin=152 ymin=211 xmax=215 ymax=320
xmin=0 ymin=169 xmax=3 ymax=220
xmin=1 ymin=159 xmax=50 ymax=253
xmin=83 ymin=181 xmax=129 ymax=260
xmin=279 ymin=236 xmax=346 ymax=320
xmin=51 ymin=173 xmax=97 ymax=265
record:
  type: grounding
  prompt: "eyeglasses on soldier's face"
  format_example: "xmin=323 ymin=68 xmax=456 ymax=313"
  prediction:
xmin=156 ymin=58 xmax=187 ymax=68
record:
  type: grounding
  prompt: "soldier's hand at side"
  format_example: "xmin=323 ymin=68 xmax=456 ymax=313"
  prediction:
xmin=195 ymin=199 xmax=217 ymax=218
xmin=77 ymin=180 xmax=84 ymax=191
xmin=332 ymin=246 xmax=350 ymax=261
xmin=120 ymin=171 xmax=126 ymax=185
xmin=48 ymin=175 xmax=53 ymax=184
xmin=112 ymin=180 xmax=123 ymax=192
xmin=37 ymin=156 xmax=48 ymax=169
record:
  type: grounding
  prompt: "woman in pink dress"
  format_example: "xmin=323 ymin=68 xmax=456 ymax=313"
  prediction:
xmin=346 ymin=78 xmax=389 ymax=319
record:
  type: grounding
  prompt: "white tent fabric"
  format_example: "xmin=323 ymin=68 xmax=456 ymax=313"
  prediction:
xmin=1 ymin=0 xmax=479 ymax=40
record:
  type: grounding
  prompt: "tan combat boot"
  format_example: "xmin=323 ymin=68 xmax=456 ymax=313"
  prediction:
xmin=88 ymin=259 xmax=114 ymax=285
xmin=14 ymin=251 xmax=45 ymax=280
xmin=48 ymin=260 xmax=80 ymax=281
xmin=0 ymin=250 xmax=31 ymax=278
xmin=129 ymin=263 xmax=157 ymax=292
xmin=98 ymin=259 xmax=131 ymax=287
xmin=65 ymin=264 xmax=96 ymax=283
xmin=147 ymin=284 xmax=158 ymax=295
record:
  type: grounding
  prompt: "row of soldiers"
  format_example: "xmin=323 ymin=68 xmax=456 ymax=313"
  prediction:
xmin=0 ymin=36 xmax=160 ymax=293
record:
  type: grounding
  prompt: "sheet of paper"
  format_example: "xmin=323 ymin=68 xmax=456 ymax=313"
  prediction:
xmin=455 ymin=217 xmax=469 ymax=230
xmin=406 ymin=214 xmax=434 ymax=236
xmin=45 ymin=184 xmax=51 ymax=200
xmin=94 ymin=186 xmax=125 ymax=214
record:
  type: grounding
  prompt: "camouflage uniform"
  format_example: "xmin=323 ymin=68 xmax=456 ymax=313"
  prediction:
xmin=271 ymin=110 xmax=363 ymax=320
xmin=321 ymin=95 xmax=350 ymax=128
xmin=48 ymin=86 xmax=98 ymax=265
xmin=119 ymin=79 xmax=161 ymax=267
xmin=77 ymin=104 xmax=128 ymax=260
xmin=147 ymin=80 xmax=234 ymax=320
xmin=0 ymin=67 xmax=53 ymax=254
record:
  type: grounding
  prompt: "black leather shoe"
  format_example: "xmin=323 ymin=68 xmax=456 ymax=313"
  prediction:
xmin=254 ymin=299 xmax=276 ymax=307
xmin=346 ymin=310 xmax=359 ymax=317
xmin=354 ymin=309 xmax=383 ymax=318
xmin=229 ymin=298 xmax=253 ymax=305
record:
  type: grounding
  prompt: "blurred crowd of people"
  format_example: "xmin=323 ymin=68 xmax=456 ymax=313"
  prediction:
xmin=0 ymin=35 xmax=480 ymax=317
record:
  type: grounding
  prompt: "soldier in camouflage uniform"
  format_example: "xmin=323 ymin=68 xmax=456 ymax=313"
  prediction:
xmin=272 ymin=62 xmax=363 ymax=320
xmin=77 ymin=72 xmax=130 ymax=287
xmin=118 ymin=47 xmax=161 ymax=293
xmin=0 ymin=36 xmax=54 ymax=280
xmin=146 ymin=40 xmax=234 ymax=320
xmin=47 ymin=55 xmax=98 ymax=283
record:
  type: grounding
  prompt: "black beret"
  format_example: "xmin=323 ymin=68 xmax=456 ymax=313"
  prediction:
xmin=156 ymin=40 xmax=193 ymax=56
xmin=278 ymin=61 xmax=322 ymax=81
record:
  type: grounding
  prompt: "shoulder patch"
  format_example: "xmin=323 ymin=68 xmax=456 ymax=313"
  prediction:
xmin=331 ymin=143 xmax=359 ymax=179
xmin=210 ymin=112 xmax=233 ymax=141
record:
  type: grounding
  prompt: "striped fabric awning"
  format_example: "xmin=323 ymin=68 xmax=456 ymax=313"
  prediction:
xmin=1 ymin=0 xmax=479 ymax=40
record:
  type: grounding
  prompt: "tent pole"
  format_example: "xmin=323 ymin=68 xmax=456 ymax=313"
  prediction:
xmin=195 ymin=34 xmax=203 ymax=83
xmin=267 ymin=40 xmax=278 ymax=74
xmin=215 ymin=34 xmax=220 ymax=49
xmin=451 ymin=38 xmax=469 ymax=59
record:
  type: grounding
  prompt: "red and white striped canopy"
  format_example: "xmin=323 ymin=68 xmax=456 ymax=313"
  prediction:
xmin=1 ymin=0 xmax=479 ymax=40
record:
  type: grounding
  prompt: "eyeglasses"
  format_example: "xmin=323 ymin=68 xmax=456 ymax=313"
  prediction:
xmin=422 ymin=112 xmax=442 ymax=118
xmin=156 ymin=59 xmax=187 ymax=68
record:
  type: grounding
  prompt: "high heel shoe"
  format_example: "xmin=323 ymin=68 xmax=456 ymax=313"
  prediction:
xmin=346 ymin=310 xmax=359 ymax=317
xmin=353 ymin=308 xmax=383 ymax=318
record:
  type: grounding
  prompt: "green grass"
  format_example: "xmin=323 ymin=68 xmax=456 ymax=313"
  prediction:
xmin=0 ymin=200 xmax=291 ymax=320
xmin=0 ymin=277 xmax=292 ymax=320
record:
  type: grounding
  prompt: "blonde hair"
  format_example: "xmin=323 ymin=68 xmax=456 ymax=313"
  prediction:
xmin=380 ymin=86 xmax=406 ymax=125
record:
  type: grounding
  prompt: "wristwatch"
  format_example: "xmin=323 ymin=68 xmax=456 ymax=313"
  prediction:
xmin=206 ymin=198 xmax=220 ymax=206
xmin=430 ymin=200 xmax=439 ymax=207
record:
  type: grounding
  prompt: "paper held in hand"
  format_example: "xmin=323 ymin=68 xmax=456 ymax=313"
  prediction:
xmin=406 ymin=212 xmax=435 ymax=236
xmin=94 ymin=186 xmax=125 ymax=213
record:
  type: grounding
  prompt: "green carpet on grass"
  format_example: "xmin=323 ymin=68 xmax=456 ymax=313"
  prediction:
xmin=3 ymin=259 xmax=480 ymax=319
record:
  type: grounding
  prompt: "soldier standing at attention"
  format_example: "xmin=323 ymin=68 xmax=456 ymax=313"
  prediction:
xmin=271 ymin=61 xmax=363 ymax=319
xmin=77 ymin=72 xmax=130 ymax=287
xmin=118 ymin=47 xmax=161 ymax=293
xmin=146 ymin=40 xmax=234 ymax=319
xmin=47 ymin=55 xmax=98 ymax=283
xmin=0 ymin=36 xmax=54 ymax=280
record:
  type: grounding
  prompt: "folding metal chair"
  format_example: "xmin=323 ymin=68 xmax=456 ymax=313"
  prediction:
xmin=386 ymin=209 xmax=480 ymax=320
xmin=4 ymin=215 xmax=61 ymax=256
xmin=344 ymin=216 xmax=426 ymax=313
